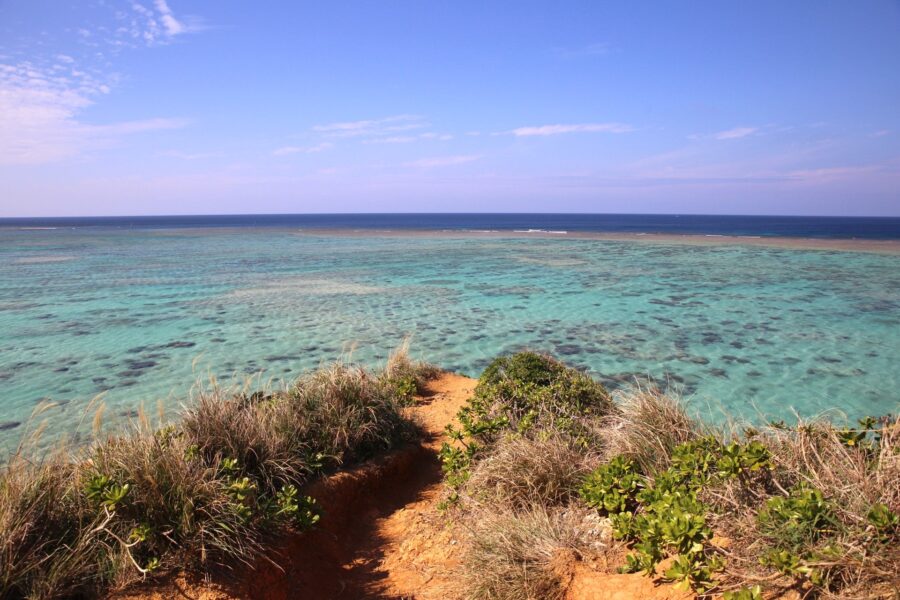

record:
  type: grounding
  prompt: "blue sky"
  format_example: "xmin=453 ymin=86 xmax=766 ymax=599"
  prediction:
xmin=1 ymin=1 xmax=899 ymax=216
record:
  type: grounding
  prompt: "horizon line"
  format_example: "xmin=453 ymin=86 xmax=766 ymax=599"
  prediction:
xmin=2 ymin=211 xmax=900 ymax=220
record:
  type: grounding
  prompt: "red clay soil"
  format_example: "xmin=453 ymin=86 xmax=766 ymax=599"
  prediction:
xmin=555 ymin=551 xmax=694 ymax=600
xmin=113 ymin=373 xmax=475 ymax=600
xmin=255 ymin=372 xmax=476 ymax=599
xmin=114 ymin=373 xmax=699 ymax=600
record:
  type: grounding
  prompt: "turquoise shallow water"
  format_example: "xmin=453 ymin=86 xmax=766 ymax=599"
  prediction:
xmin=1 ymin=227 xmax=898 ymax=450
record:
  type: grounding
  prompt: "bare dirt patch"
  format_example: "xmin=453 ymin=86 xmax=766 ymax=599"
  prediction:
xmin=113 ymin=373 xmax=475 ymax=600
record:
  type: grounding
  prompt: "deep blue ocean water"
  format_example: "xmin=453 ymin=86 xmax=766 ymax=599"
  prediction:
xmin=3 ymin=213 xmax=900 ymax=239
xmin=1 ymin=214 xmax=898 ymax=451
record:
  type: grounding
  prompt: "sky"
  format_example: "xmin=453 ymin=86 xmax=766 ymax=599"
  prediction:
xmin=1 ymin=1 xmax=899 ymax=217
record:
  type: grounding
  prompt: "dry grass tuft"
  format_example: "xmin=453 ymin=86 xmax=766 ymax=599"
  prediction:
xmin=382 ymin=338 xmax=444 ymax=392
xmin=452 ymin=358 xmax=898 ymax=600
xmin=460 ymin=504 xmax=602 ymax=600
xmin=0 ymin=347 xmax=437 ymax=600
xmin=708 ymin=416 xmax=900 ymax=598
xmin=603 ymin=383 xmax=703 ymax=474
xmin=0 ymin=457 xmax=88 ymax=599
xmin=464 ymin=433 xmax=601 ymax=511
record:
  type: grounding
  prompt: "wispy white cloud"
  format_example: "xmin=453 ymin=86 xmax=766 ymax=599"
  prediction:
xmin=95 ymin=117 xmax=188 ymax=134
xmin=363 ymin=136 xmax=418 ymax=144
xmin=786 ymin=164 xmax=889 ymax=183
xmin=312 ymin=115 xmax=427 ymax=139
xmin=160 ymin=150 xmax=223 ymax=160
xmin=553 ymin=42 xmax=612 ymax=59
xmin=419 ymin=132 xmax=453 ymax=141
xmin=363 ymin=132 xmax=453 ymax=144
xmin=870 ymin=129 xmax=890 ymax=138
xmin=272 ymin=142 xmax=333 ymax=156
xmin=0 ymin=2 xmax=202 ymax=166
xmin=119 ymin=1 xmax=205 ymax=46
xmin=404 ymin=155 xmax=481 ymax=168
xmin=713 ymin=126 xmax=757 ymax=140
xmin=0 ymin=60 xmax=188 ymax=165
xmin=154 ymin=0 xmax=185 ymax=36
xmin=507 ymin=123 xmax=632 ymax=136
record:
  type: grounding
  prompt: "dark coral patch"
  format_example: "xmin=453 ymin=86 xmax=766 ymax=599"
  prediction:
xmin=166 ymin=341 xmax=196 ymax=348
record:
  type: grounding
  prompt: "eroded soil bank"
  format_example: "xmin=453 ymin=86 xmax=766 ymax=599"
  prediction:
xmin=113 ymin=374 xmax=473 ymax=600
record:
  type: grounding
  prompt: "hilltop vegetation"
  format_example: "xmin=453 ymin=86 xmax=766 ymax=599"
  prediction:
xmin=0 ymin=348 xmax=437 ymax=599
xmin=1 ymin=349 xmax=897 ymax=600
xmin=443 ymin=352 xmax=899 ymax=599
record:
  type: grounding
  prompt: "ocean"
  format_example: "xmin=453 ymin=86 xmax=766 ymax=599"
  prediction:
xmin=3 ymin=213 xmax=900 ymax=238
xmin=1 ymin=214 xmax=898 ymax=451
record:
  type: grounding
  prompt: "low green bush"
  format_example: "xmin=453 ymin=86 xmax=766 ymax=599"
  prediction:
xmin=440 ymin=352 xmax=612 ymax=505
xmin=446 ymin=353 xmax=898 ymax=599
xmin=722 ymin=586 xmax=763 ymax=600
xmin=578 ymin=456 xmax=642 ymax=514
xmin=579 ymin=436 xmax=778 ymax=593
xmin=578 ymin=421 xmax=898 ymax=596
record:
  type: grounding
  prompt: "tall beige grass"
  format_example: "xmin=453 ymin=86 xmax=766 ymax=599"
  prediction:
xmin=461 ymin=504 xmax=601 ymax=600
xmin=0 ymin=347 xmax=436 ymax=600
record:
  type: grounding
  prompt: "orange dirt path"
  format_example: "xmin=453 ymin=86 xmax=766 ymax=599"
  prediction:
xmin=113 ymin=372 xmax=476 ymax=600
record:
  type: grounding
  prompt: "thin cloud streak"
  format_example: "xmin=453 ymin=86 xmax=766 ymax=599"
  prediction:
xmin=272 ymin=142 xmax=334 ymax=156
xmin=404 ymin=155 xmax=481 ymax=168
xmin=714 ymin=126 xmax=758 ymax=140
xmin=508 ymin=123 xmax=632 ymax=136
xmin=312 ymin=115 xmax=426 ymax=138
xmin=160 ymin=150 xmax=224 ymax=160
xmin=362 ymin=136 xmax=418 ymax=144
xmin=362 ymin=132 xmax=453 ymax=144
xmin=553 ymin=42 xmax=612 ymax=58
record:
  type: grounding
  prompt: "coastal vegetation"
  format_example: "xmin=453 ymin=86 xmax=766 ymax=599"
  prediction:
xmin=444 ymin=352 xmax=899 ymax=599
xmin=0 ymin=347 xmax=437 ymax=599
xmin=1 ymin=348 xmax=896 ymax=599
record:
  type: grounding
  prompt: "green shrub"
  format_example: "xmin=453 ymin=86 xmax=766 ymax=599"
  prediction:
xmin=580 ymin=436 xmax=776 ymax=593
xmin=479 ymin=351 xmax=567 ymax=388
xmin=867 ymin=502 xmax=898 ymax=538
xmin=441 ymin=352 xmax=611 ymax=503
xmin=578 ymin=456 xmax=642 ymax=514
xmin=459 ymin=365 xmax=899 ymax=599
xmin=471 ymin=352 xmax=612 ymax=437
xmin=758 ymin=485 xmax=838 ymax=549
xmin=722 ymin=586 xmax=763 ymax=600
xmin=717 ymin=440 xmax=771 ymax=480
xmin=618 ymin=474 xmax=716 ymax=590
xmin=836 ymin=416 xmax=881 ymax=451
